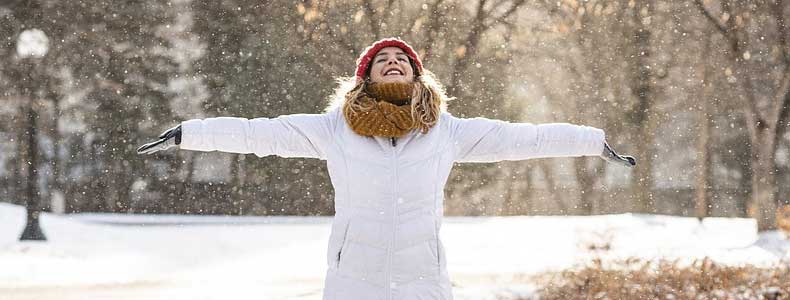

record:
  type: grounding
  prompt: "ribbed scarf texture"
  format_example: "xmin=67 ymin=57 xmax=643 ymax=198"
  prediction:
xmin=343 ymin=82 xmax=420 ymax=138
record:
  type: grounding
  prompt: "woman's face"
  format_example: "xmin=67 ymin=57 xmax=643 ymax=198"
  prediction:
xmin=368 ymin=47 xmax=415 ymax=84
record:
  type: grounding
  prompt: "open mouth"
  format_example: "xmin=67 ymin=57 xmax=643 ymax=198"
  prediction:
xmin=384 ymin=68 xmax=404 ymax=76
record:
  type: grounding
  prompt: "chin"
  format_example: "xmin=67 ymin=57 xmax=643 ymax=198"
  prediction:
xmin=377 ymin=77 xmax=411 ymax=84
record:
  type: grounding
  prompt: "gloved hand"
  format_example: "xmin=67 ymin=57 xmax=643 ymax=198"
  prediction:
xmin=601 ymin=142 xmax=636 ymax=167
xmin=137 ymin=125 xmax=182 ymax=154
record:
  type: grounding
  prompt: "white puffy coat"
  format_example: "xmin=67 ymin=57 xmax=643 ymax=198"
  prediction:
xmin=180 ymin=108 xmax=605 ymax=300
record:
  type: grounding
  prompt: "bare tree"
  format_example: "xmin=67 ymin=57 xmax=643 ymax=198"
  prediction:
xmin=694 ymin=0 xmax=790 ymax=230
xmin=523 ymin=0 xmax=647 ymax=214
xmin=420 ymin=0 xmax=448 ymax=62
xmin=626 ymin=0 xmax=659 ymax=213
xmin=695 ymin=36 xmax=715 ymax=220
xmin=448 ymin=0 xmax=526 ymax=98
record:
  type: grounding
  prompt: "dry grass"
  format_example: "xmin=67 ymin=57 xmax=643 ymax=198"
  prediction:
xmin=533 ymin=258 xmax=789 ymax=300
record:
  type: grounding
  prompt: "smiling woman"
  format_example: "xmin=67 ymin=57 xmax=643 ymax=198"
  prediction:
xmin=137 ymin=37 xmax=636 ymax=300
xmin=340 ymin=39 xmax=442 ymax=143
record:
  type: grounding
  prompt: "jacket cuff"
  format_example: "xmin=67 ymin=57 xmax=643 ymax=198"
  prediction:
xmin=588 ymin=127 xmax=606 ymax=156
xmin=179 ymin=119 xmax=207 ymax=151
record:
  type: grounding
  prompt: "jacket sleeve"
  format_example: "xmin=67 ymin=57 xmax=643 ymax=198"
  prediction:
xmin=449 ymin=115 xmax=605 ymax=163
xmin=179 ymin=110 xmax=339 ymax=160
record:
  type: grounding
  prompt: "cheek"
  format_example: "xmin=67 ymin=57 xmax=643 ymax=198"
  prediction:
xmin=369 ymin=64 xmax=383 ymax=78
xmin=369 ymin=71 xmax=382 ymax=82
xmin=406 ymin=69 xmax=415 ymax=81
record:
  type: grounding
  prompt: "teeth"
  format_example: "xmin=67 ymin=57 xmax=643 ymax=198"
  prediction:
xmin=385 ymin=70 xmax=402 ymax=75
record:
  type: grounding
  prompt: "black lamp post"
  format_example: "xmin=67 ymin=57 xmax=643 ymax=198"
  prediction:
xmin=17 ymin=28 xmax=48 ymax=241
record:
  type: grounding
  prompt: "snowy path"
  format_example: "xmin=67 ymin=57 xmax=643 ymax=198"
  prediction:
xmin=1 ymin=203 xmax=788 ymax=300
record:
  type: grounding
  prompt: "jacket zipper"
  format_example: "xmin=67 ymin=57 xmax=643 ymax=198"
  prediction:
xmin=387 ymin=137 xmax=399 ymax=299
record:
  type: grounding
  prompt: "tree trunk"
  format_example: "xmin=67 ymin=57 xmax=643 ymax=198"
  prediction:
xmin=523 ymin=165 xmax=535 ymax=214
xmin=575 ymin=158 xmax=602 ymax=215
xmin=694 ymin=97 xmax=712 ymax=219
xmin=229 ymin=154 xmax=240 ymax=187
xmin=693 ymin=0 xmax=788 ymax=229
xmin=538 ymin=160 xmax=564 ymax=214
xmin=502 ymin=164 xmax=518 ymax=216
xmin=449 ymin=0 xmax=487 ymax=98
xmin=695 ymin=39 xmax=714 ymax=220
xmin=183 ymin=152 xmax=196 ymax=212
xmin=50 ymin=94 xmax=64 ymax=214
xmin=749 ymin=132 xmax=778 ymax=231
xmin=630 ymin=0 xmax=656 ymax=213
xmin=12 ymin=111 xmax=23 ymax=203
xmin=362 ymin=0 xmax=380 ymax=40
xmin=502 ymin=162 xmax=533 ymax=215
xmin=420 ymin=0 xmax=446 ymax=62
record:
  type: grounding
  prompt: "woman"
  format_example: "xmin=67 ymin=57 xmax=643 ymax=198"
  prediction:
xmin=138 ymin=38 xmax=634 ymax=300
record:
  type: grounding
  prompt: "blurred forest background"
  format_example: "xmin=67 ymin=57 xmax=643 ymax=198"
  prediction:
xmin=1 ymin=0 xmax=789 ymax=229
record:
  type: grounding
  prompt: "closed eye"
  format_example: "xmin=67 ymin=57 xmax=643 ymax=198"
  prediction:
xmin=375 ymin=55 xmax=408 ymax=63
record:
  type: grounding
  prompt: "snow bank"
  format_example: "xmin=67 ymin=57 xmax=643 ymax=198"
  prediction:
xmin=0 ymin=202 xmax=787 ymax=300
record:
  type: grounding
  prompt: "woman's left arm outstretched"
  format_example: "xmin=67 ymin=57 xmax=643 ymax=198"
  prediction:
xmin=449 ymin=115 xmax=634 ymax=166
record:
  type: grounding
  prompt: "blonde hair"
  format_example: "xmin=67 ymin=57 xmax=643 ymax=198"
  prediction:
xmin=326 ymin=70 xmax=451 ymax=133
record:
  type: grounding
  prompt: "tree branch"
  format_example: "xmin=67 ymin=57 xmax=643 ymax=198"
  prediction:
xmin=324 ymin=24 xmax=357 ymax=59
xmin=778 ymin=87 xmax=790 ymax=141
xmin=486 ymin=0 xmax=526 ymax=28
xmin=450 ymin=0 xmax=489 ymax=96
xmin=693 ymin=0 xmax=729 ymax=36
xmin=771 ymin=70 xmax=790 ymax=137
xmin=362 ymin=0 xmax=380 ymax=40
xmin=403 ymin=9 xmax=419 ymax=36
xmin=420 ymin=0 xmax=446 ymax=62
xmin=768 ymin=72 xmax=790 ymax=125
xmin=735 ymin=65 xmax=761 ymax=139
xmin=772 ymin=0 xmax=789 ymax=66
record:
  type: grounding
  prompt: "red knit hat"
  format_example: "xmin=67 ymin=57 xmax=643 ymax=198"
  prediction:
xmin=355 ymin=38 xmax=423 ymax=81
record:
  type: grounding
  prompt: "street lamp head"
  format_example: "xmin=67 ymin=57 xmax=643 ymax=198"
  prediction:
xmin=16 ymin=29 xmax=49 ymax=58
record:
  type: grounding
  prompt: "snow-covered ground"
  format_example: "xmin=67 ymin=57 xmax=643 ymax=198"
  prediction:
xmin=1 ymin=202 xmax=788 ymax=300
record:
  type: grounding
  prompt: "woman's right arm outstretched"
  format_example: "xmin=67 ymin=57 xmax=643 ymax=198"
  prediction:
xmin=138 ymin=110 xmax=339 ymax=160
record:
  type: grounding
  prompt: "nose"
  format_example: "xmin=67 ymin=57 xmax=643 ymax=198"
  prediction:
xmin=387 ymin=56 xmax=399 ymax=65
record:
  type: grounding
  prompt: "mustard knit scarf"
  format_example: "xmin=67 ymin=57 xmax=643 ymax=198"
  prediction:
xmin=343 ymin=82 xmax=419 ymax=138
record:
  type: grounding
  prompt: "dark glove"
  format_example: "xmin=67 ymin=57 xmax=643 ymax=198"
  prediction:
xmin=601 ymin=142 xmax=636 ymax=167
xmin=137 ymin=125 xmax=182 ymax=155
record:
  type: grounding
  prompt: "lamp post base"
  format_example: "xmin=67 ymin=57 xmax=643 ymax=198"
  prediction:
xmin=19 ymin=210 xmax=47 ymax=241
